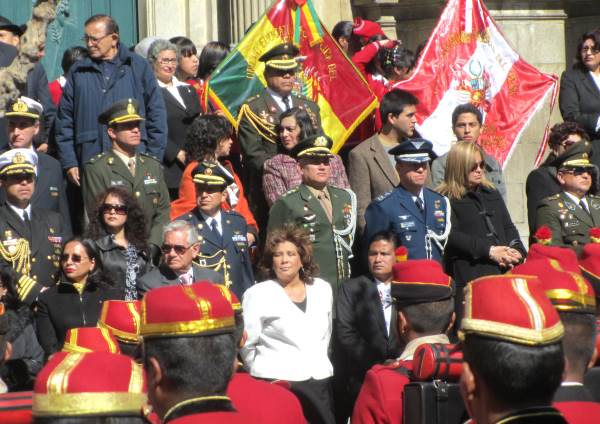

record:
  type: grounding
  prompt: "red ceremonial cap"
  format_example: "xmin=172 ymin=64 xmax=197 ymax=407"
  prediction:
xmin=140 ymin=281 xmax=235 ymax=338
xmin=580 ymin=239 xmax=600 ymax=300
xmin=527 ymin=242 xmax=580 ymax=274
xmin=33 ymin=351 xmax=147 ymax=417
xmin=513 ymin=259 xmax=596 ymax=314
xmin=62 ymin=327 xmax=120 ymax=354
xmin=98 ymin=300 xmax=142 ymax=344
xmin=353 ymin=17 xmax=385 ymax=41
xmin=459 ymin=275 xmax=564 ymax=346
xmin=390 ymin=259 xmax=453 ymax=308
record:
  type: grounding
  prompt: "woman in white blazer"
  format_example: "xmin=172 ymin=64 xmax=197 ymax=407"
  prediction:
xmin=241 ymin=225 xmax=334 ymax=424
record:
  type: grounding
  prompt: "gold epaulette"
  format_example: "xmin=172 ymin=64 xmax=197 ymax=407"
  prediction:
xmin=237 ymin=103 xmax=277 ymax=144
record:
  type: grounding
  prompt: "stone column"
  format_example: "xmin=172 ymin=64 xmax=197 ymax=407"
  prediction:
xmin=229 ymin=0 xmax=270 ymax=44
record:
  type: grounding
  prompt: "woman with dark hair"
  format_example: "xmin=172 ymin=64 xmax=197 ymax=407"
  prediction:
xmin=48 ymin=46 xmax=88 ymax=106
xmin=559 ymin=28 xmax=600 ymax=167
xmin=0 ymin=270 xmax=43 ymax=391
xmin=148 ymin=39 xmax=202 ymax=199
xmin=35 ymin=238 xmax=119 ymax=357
xmin=332 ymin=21 xmax=359 ymax=57
xmin=169 ymin=115 xmax=258 ymax=244
xmin=86 ymin=187 xmax=152 ymax=300
xmin=437 ymin=141 xmax=525 ymax=326
xmin=169 ymin=36 xmax=199 ymax=83
xmin=196 ymin=41 xmax=230 ymax=112
xmin=263 ymin=107 xmax=349 ymax=206
xmin=241 ymin=225 xmax=334 ymax=424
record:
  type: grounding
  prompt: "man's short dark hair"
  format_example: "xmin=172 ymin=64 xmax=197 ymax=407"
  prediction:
xmin=559 ymin=312 xmax=596 ymax=378
xmin=463 ymin=334 xmax=564 ymax=406
xmin=368 ymin=230 xmax=398 ymax=250
xmin=34 ymin=417 xmax=144 ymax=424
xmin=400 ymin=298 xmax=453 ymax=334
xmin=84 ymin=15 xmax=120 ymax=35
xmin=379 ymin=89 xmax=419 ymax=124
xmin=451 ymin=104 xmax=482 ymax=127
xmin=548 ymin=121 xmax=590 ymax=147
xmin=144 ymin=333 xmax=236 ymax=396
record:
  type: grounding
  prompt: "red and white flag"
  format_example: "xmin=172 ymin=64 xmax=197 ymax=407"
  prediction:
xmin=394 ymin=0 xmax=558 ymax=168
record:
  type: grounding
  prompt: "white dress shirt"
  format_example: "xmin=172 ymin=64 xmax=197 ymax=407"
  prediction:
xmin=241 ymin=278 xmax=333 ymax=381
xmin=267 ymin=88 xmax=293 ymax=111
xmin=157 ymin=76 xmax=189 ymax=108
xmin=8 ymin=202 xmax=32 ymax=221
xmin=375 ymin=279 xmax=392 ymax=336
xmin=200 ymin=211 xmax=223 ymax=235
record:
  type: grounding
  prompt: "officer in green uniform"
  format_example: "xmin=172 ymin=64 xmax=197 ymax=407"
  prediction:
xmin=535 ymin=141 xmax=600 ymax=255
xmin=237 ymin=42 xmax=321 ymax=229
xmin=268 ymin=134 xmax=356 ymax=297
xmin=0 ymin=149 xmax=68 ymax=305
xmin=82 ymin=98 xmax=170 ymax=250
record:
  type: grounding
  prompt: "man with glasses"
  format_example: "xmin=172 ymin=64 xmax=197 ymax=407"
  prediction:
xmin=175 ymin=161 xmax=254 ymax=299
xmin=82 ymin=98 xmax=170 ymax=252
xmin=55 ymin=14 xmax=166 ymax=188
xmin=536 ymin=141 xmax=600 ymax=254
xmin=137 ymin=220 xmax=223 ymax=297
xmin=364 ymin=139 xmax=450 ymax=263
xmin=526 ymin=122 xmax=590 ymax=238
xmin=268 ymin=134 xmax=356 ymax=297
xmin=237 ymin=43 xmax=321 ymax=230
xmin=0 ymin=149 xmax=68 ymax=305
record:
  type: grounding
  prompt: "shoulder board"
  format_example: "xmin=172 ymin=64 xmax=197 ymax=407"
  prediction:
xmin=245 ymin=94 xmax=261 ymax=104
xmin=223 ymin=209 xmax=243 ymax=219
xmin=86 ymin=153 xmax=106 ymax=165
xmin=543 ymin=194 xmax=561 ymax=202
xmin=281 ymin=187 xmax=300 ymax=198
xmin=139 ymin=152 xmax=160 ymax=162
xmin=374 ymin=190 xmax=393 ymax=202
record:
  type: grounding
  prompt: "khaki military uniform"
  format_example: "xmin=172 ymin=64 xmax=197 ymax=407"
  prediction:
xmin=535 ymin=192 xmax=600 ymax=255
xmin=82 ymin=151 xmax=170 ymax=247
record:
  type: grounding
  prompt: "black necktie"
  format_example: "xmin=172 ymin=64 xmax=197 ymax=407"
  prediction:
xmin=415 ymin=197 xmax=425 ymax=214
xmin=210 ymin=219 xmax=222 ymax=244
xmin=580 ymin=199 xmax=591 ymax=215
xmin=22 ymin=211 xmax=32 ymax=241
xmin=282 ymin=96 xmax=291 ymax=111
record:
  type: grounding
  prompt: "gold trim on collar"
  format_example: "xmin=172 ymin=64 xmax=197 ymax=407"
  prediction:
xmin=163 ymin=395 xmax=231 ymax=422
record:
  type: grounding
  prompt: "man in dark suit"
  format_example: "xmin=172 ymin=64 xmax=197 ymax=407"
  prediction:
xmin=237 ymin=42 xmax=320 ymax=229
xmin=335 ymin=230 xmax=403 ymax=419
xmin=0 ymin=149 xmax=68 ymax=305
xmin=2 ymin=97 xmax=71 ymax=233
xmin=348 ymin=89 xmax=417 ymax=233
xmin=137 ymin=220 xmax=223 ymax=297
xmin=175 ymin=161 xmax=254 ymax=299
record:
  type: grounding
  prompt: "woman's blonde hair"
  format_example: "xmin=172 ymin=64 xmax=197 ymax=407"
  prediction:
xmin=436 ymin=141 xmax=494 ymax=199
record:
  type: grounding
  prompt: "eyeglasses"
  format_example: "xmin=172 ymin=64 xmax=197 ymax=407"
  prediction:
xmin=82 ymin=33 xmax=113 ymax=45
xmin=60 ymin=254 xmax=89 ymax=263
xmin=303 ymin=156 xmax=331 ymax=166
xmin=470 ymin=161 xmax=485 ymax=172
xmin=560 ymin=167 xmax=592 ymax=176
xmin=5 ymin=173 xmax=34 ymax=183
xmin=158 ymin=58 xmax=178 ymax=65
xmin=161 ymin=244 xmax=192 ymax=255
xmin=101 ymin=203 xmax=128 ymax=215
xmin=581 ymin=46 xmax=600 ymax=54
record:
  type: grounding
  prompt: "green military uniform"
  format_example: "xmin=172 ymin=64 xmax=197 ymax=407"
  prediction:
xmin=82 ymin=151 xmax=170 ymax=247
xmin=535 ymin=192 xmax=600 ymax=255
xmin=535 ymin=141 xmax=600 ymax=255
xmin=237 ymin=43 xmax=321 ymax=229
xmin=267 ymin=134 xmax=356 ymax=297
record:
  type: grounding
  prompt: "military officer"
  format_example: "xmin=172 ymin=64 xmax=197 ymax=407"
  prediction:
xmin=364 ymin=139 xmax=450 ymax=262
xmin=82 ymin=98 xmax=170 ymax=249
xmin=237 ymin=42 xmax=321 ymax=229
xmin=0 ymin=149 xmax=68 ymax=305
xmin=3 ymin=96 xmax=72 ymax=233
xmin=174 ymin=161 xmax=253 ymax=299
xmin=536 ymin=141 xmax=600 ymax=255
xmin=267 ymin=134 xmax=356 ymax=297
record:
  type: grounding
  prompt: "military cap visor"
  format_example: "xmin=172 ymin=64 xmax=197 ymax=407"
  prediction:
xmin=192 ymin=161 xmax=234 ymax=187
xmin=0 ymin=150 xmax=37 ymax=177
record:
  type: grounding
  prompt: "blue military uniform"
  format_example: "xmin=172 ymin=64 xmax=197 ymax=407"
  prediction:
xmin=175 ymin=161 xmax=254 ymax=299
xmin=364 ymin=139 xmax=450 ymax=262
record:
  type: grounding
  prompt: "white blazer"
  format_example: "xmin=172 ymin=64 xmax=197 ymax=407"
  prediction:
xmin=240 ymin=278 xmax=333 ymax=381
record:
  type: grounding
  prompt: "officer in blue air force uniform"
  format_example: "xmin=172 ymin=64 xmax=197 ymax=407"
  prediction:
xmin=175 ymin=161 xmax=254 ymax=299
xmin=364 ymin=139 xmax=450 ymax=262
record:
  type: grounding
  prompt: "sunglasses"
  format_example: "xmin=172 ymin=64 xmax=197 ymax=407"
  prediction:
xmin=560 ymin=167 xmax=592 ymax=176
xmin=161 ymin=244 xmax=192 ymax=255
xmin=60 ymin=254 xmax=88 ymax=263
xmin=470 ymin=161 xmax=485 ymax=172
xmin=101 ymin=203 xmax=128 ymax=215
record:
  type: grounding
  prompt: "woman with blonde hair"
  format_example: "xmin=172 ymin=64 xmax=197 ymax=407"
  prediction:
xmin=438 ymin=141 xmax=525 ymax=323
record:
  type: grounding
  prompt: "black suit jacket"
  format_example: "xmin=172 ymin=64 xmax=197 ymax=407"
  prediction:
xmin=161 ymin=84 xmax=202 ymax=189
xmin=335 ymin=275 xmax=402 ymax=399
xmin=137 ymin=263 xmax=224 ymax=297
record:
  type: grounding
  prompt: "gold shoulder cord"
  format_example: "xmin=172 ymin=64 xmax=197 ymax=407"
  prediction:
xmin=194 ymin=250 xmax=231 ymax=289
xmin=0 ymin=239 xmax=31 ymax=275
xmin=238 ymin=104 xmax=277 ymax=144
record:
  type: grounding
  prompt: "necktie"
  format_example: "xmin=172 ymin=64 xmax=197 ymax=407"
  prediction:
xmin=580 ymin=199 xmax=590 ymax=215
xmin=22 ymin=211 xmax=29 ymax=224
xmin=282 ymin=96 xmax=291 ymax=111
xmin=415 ymin=197 xmax=425 ymax=214
xmin=210 ymin=219 xmax=222 ymax=244
xmin=317 ymin=192 xmax=333 ymax=223
xmin=127 ymin=158 xmax=136 ymax=176
xmin=179 ymin=273 xmax=191 ymax=285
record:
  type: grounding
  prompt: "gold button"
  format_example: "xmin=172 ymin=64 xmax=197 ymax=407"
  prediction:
xmin=47 ymin=256 xmax=51 ymax=260
xmin=32 ymin=258 xmax=36 ymax=263
xmin=135 ymin=191 xmax=140 ymax=197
